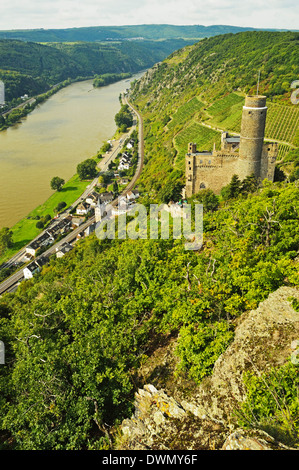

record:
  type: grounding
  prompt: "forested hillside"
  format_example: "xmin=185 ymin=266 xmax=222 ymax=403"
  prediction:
xmin=0 ymin=24 xmax=277 ymax=43
xmin=0 ymin=38 xmax=193 ymax=102
xmin=130 ymin=31 xmax=299 ymax=196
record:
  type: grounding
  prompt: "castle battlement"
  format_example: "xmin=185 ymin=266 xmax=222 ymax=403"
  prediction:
xmin=185 ymin=95 xmax=278 ymax=196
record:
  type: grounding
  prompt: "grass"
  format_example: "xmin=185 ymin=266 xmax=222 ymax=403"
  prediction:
xmin=0 ymin=173 xmax=90 ymax=264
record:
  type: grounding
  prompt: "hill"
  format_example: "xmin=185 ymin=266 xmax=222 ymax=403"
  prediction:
xmin=130 ymin=31 xmax=299 ymax=195
xmin=0 ymin=38 xmax=194 ymax=102
xmin=0 ymin=24 xmax=288 ymax=43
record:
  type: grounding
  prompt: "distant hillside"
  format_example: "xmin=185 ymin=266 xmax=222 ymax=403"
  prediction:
xmin=0 ymin=24 xmax=288 ymax=43
xmin=0 ymin=38 xmax=193 ymax=102
xmin=130 ymin=30 xmax=299 ymax=195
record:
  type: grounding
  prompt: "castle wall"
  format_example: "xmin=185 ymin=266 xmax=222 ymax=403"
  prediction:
xmin=261 ymin=142 xmax=278 ymax=181
xmin=185 ymin=151 xmax=239 ymax=196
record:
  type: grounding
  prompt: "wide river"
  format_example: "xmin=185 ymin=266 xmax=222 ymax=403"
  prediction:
xmin=0 ymin=72 xmax=144 ymax=229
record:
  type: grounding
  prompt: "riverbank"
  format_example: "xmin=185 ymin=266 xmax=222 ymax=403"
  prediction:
xmin=0 ymin=76 xmax=93 ymax=132
xmin=0 ymin=117 xmax=137 ymax=265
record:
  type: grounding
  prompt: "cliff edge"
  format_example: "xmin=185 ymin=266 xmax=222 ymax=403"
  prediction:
xmin=117 ymin=286 xmax=299 ymax=450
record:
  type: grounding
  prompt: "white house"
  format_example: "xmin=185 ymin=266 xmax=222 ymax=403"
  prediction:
xmin=71 ymin=216 xmax=85 ymax=228
xmin=126 ymin=190 xmax=140 ymax=201
xmin=23 ymin=258 xmax=47 ymax=280
xmin=76 ymin=202 xmax=91 ymax=215
xmin=85 ymin=191 xmax=99 ymax=207
xmin=25 ymin=232 xmax=53 ymax=257
xmin=118 ymin=153 xmax=132 ymax=171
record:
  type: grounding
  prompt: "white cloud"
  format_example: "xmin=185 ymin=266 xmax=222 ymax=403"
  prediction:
xmin=0 ymin=0 xmax=298 ymax=30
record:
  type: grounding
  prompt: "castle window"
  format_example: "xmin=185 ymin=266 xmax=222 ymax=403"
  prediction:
xmin=208 ymin=160 xmax=211 ymax=164
xmin=200 ymin=183 xmax=206 ymax=189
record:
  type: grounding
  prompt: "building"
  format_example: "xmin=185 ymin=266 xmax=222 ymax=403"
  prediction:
xmin=185 ymin=95 xmax=278 ymax=196
xmin=126 ymin=190 xmax=140 ymax=201
xmin=85 ymin=191 xmax=100 ymax=207
xmin=23 ymin=257 xmax=48 ymax=280
xmin=56 ymin=242 xmax=73 ymax=258
xmin=0 ymin=81 xmax=5 ymax=106
xmin=118 ymin=153 xmax=132 ymax=171
xmin=76 ymin=202 xmax=91 ymax=215
xmin=25 ymin=232 xmax=53 ymax=257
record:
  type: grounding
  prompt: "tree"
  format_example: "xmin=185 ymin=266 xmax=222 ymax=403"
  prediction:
xmin=77 ymin=159 xmax=98 ymax=180
xmin=55 ymin=201 xmax=67 ymax=213
xmin=192 ymin=189 xmax=219 ymax=212
xmin=115 ymin=105 xmax=133 ymax=130
xmin=113 ymin=180 xmax=118 ymax=195
xmin=50 ymin=176 xmax=65 ymax=191
xmin=36 ymin=220 xmax=44 ymax=229
xmin=0 ymin=227 xmax=13 ymax=254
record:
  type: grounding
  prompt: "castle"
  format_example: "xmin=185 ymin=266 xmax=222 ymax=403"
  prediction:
xmin=185 ymin=95 xmax=278 ymax=196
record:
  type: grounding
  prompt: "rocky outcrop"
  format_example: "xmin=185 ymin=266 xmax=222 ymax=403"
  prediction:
xmin=117 ymin=287 xmax=299 ymax=450
xmin=188 ymin=286 xmax=299 ymax=424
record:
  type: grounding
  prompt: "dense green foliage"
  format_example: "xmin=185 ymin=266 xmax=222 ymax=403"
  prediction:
xmin=0 ymin=38 xmax=195 ymax=104
xmin=50 ymin=176 xmax=65 ymax=192
xmin=0 ymin=228 xmax=13 ymax=255
xmin=0 ymin=180 xmax=298 ymax=449
xmin=114 ymin=104 xmax=133 ymax=131
xmin=93 ymin=73 xmax=132 ymax=88
xmin=77 ymin=158 xmax=98 ymax=180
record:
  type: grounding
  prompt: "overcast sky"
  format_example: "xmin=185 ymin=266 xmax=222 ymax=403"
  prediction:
xmin=0 ymin=0 xmax=298 ymax=31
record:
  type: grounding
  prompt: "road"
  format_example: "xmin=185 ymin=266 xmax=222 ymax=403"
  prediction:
xmin=0 ymin=94 xmax=144 ymax=295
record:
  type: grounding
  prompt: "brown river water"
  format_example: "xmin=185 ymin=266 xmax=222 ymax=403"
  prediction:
xmin=0 ymin=73 xmax=143 ymax=229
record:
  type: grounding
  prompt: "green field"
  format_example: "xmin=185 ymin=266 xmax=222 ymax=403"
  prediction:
xmin=0 ymin=174 xmax=90 ymax=264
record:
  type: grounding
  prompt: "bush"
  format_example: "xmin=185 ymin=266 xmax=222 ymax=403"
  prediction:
xmin=237 ymin=361 xmax=299 ymax=447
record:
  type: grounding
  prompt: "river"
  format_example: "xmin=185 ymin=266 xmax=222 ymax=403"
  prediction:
xmin=0 ymin=73 xmax=143 ymax=229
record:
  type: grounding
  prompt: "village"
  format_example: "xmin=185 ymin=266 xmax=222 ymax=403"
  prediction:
xmin=21 ymin=135 xmax=141 ymax=281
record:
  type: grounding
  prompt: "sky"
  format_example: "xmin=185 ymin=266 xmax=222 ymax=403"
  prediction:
xmin=0 ymin=0 xmax=298 ymax=31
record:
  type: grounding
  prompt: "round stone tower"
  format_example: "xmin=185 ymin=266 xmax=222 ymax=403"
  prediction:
xmin=238 ymin=95 xmax=267 ymax=180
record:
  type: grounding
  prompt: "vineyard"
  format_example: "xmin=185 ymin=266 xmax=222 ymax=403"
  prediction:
xmin=174 ymin=121 xmax=221 ymax=169
xmin=265 ymin=103 xmax=299 ymax=146
xmin=167 ymin=97 xmax=205 ymax=132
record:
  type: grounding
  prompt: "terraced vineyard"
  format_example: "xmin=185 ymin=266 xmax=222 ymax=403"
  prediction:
xmin=265 ymin=103 xmax=299 ymax=146
xmin=174 ymin=122 xmax=221 ymax=169
xmin=168 ymin=97 xmax=205 ymax=132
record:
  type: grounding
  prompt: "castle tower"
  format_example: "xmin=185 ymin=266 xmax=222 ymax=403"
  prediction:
xmin=238 ymin=95 xmax=267 ymax=181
